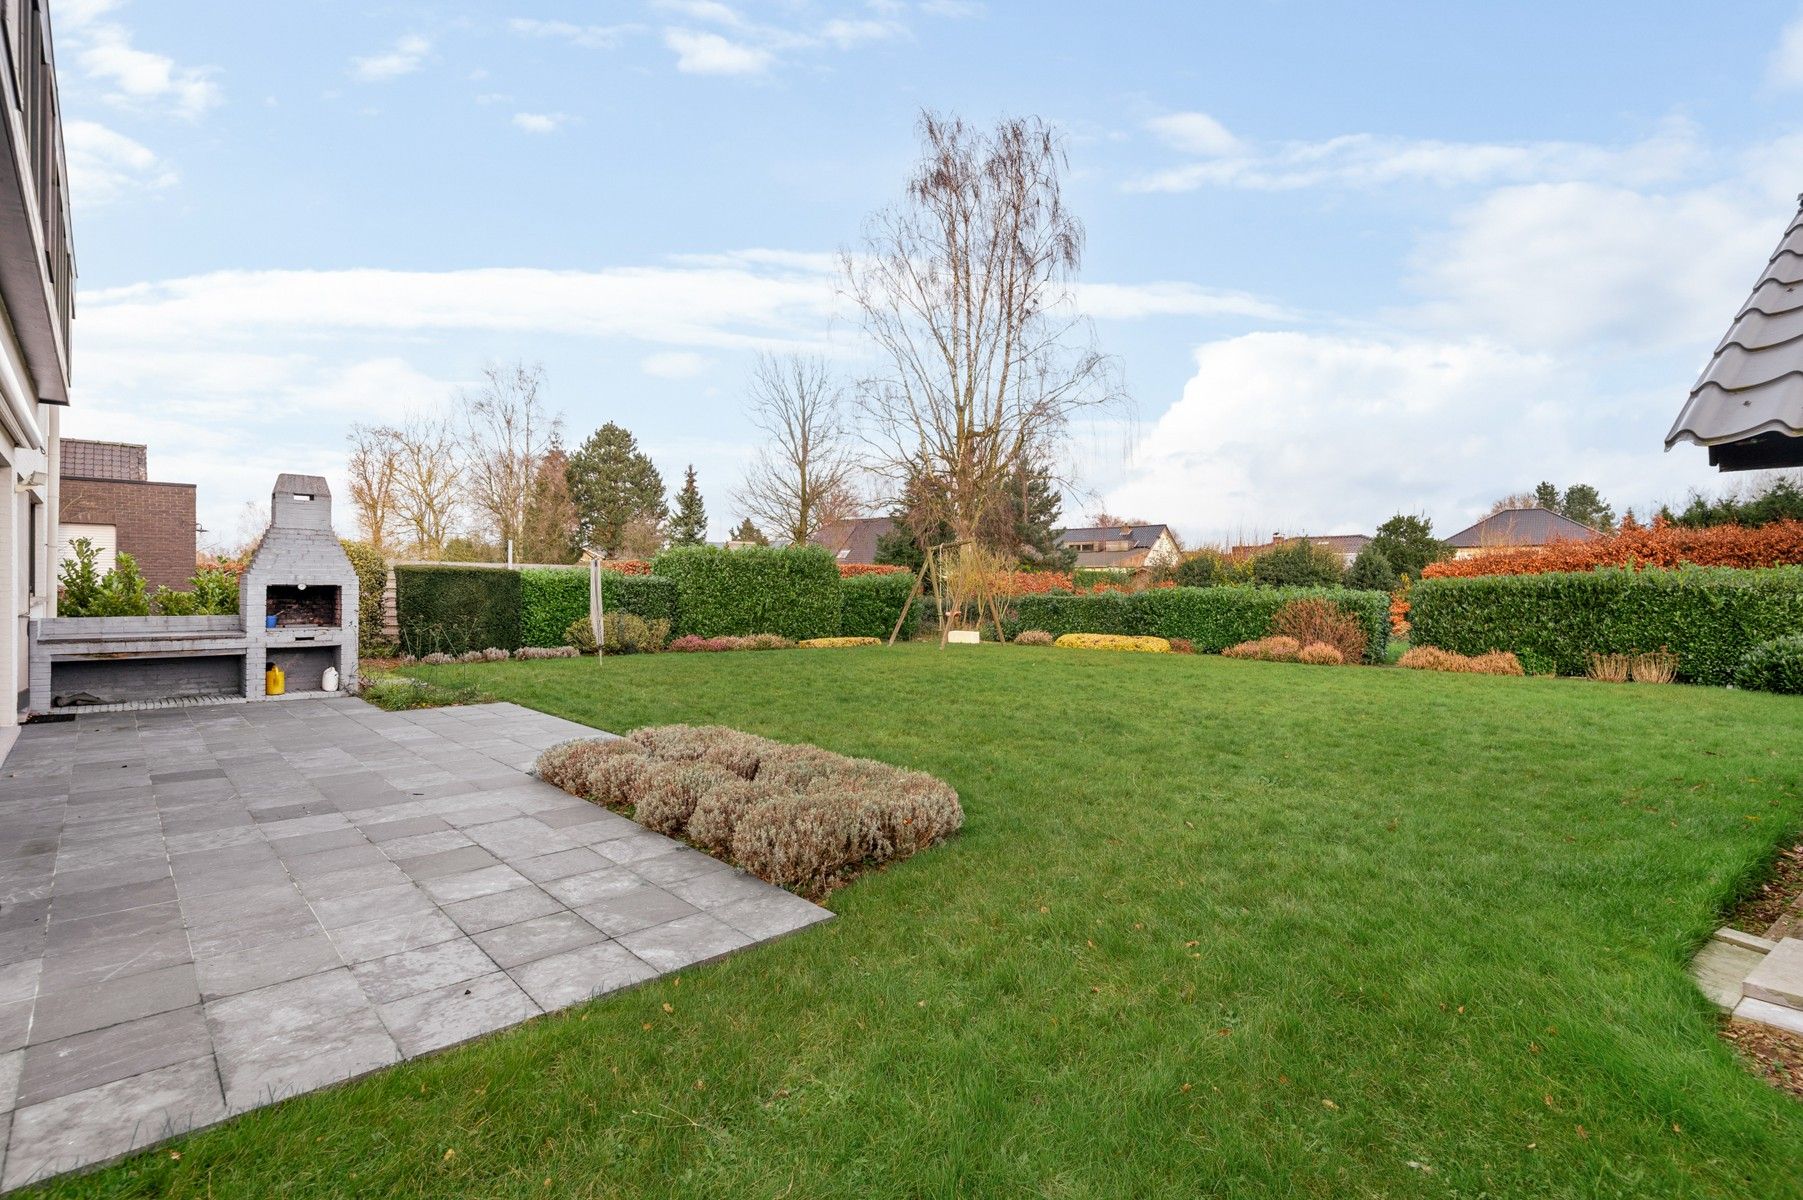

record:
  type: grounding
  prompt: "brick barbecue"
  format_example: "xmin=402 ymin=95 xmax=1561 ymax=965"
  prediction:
xmin=28 ymin=474 xmax=360 ymax=712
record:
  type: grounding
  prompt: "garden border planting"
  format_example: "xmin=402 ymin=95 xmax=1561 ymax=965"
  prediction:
xmin=1012 ymin=585 xmax=1388 ymax=662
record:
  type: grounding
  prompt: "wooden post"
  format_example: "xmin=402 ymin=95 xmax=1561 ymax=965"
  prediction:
xmin=887 ymin=556 xmax=932 ymax=647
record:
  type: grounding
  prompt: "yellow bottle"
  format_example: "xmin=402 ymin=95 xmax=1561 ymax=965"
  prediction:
xmin=265 ymin=662 xmax=285 ymax=696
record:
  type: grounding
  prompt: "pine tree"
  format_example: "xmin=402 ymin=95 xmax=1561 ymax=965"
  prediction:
xmin=669 ymin=465 xmax=708 ymax=546
xmin=564 ymin=423 xmax=668 ymax=555
xmin=728 ymin=517 xmax=769 ymax=546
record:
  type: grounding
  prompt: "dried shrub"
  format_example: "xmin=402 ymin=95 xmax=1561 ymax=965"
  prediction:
xmin=1168 ymin=637 xmax=1195 ymax=654
xmin=635 ymin=762 xmax=738 ymax=835
xmin=1398 ymin=647 xmax=1524 ymax=676
xmin=1013 ymin=629 xmax=1055 ymax=646
xmin=1629 ymin=650 xmax=1678 ymax=684
xmin=797 ymin=636 xmax=883 ymax=649
xmin=730 ymin=791 xmax=862 ymax=890
xmin=743 ymin=633 xmax=795 ymax=651
xmin=1052 ymin=633 xmax=1172 ymax=653
xmin=540 ymin=724 xmax=963 ymax=895
xmin=534 ymin=738 xmax=645 ymax=795
xmin=1271 ymin=599 xmax=1367 ymax=665
xmin=419 ymin=652 xmax=454 ymax=665
xmin=1297 ymin=641 xmax=1345 ymax=665
xmin=479 ymin=647 xmax=511 ymax=662
xmin=1222 ymin=636 xmax=1303 ymax=662
xmin=1586 ymin=652 xmax=1632 ymax=683
xmin=513 ymin=645 xmax=579 ymax=659
xmin=688 ymin=778 xmax=783 ymax=855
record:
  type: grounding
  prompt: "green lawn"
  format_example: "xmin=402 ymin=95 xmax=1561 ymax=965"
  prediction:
xmin=52 ymin=646 xmax=1803 ymax=1198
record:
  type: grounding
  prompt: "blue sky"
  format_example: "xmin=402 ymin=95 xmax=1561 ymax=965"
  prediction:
xmin=52 ymin=0 xmax=1803 ymax=548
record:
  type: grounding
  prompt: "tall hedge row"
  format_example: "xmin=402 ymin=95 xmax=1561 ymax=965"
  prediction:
xmin=518 ymin=568 xmax=679 ymax=647
xmin=1010 ymin=585 xmax=1390 ymax=662
xmin=395 ymin=566 xmax=522 ymax=655
xmin=839 ymin=571 xmax=918 ymax=640
xmin=1410 ymin=565 xmax=1803 ymax=684
xmin=651 ymin=545 xmax=842 ymax=640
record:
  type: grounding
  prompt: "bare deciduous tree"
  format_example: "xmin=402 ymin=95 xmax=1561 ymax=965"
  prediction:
xmin=842 ymin=111 xmax=1128 ymax=547
xmin=733 ymin=353 xmax=862 ymax=545
xmin=461 ymin=361 xmax=562 ymax=556
xmin=346 ymin=423 xmax=400 ymax=549
xmin=388 ymin=413 xmax=463 ymax=558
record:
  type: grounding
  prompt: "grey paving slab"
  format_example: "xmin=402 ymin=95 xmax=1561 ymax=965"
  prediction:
xmin=0 ymin=699 xmax=830 ymax=1189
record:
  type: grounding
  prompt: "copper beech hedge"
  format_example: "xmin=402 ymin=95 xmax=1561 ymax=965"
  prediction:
xmin=1421 ymin=518 xmax=1803 ymax=578
xmin=535 ymin=726 xmax=963 ymax=895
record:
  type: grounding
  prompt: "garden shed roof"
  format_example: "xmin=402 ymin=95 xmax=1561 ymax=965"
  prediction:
xmin=1666 ymin=197 xmax=1803 ymax=470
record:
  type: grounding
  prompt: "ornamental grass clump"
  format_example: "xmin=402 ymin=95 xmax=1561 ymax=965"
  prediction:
xmin=532 ymin=724 xmax=962 ymax=895
xmin=1586 ymin=652 xmax=1632 ymax=683
xmin=1297 ymin=641 xmax=1345 ymax=665
xmin=1222 ymin=636 xmax=1302 ymax=662
xmin=1397 ymin=647 xmax=1525 ymax=676
xmin=1629 ymin=650 xmax=1678 ymax=684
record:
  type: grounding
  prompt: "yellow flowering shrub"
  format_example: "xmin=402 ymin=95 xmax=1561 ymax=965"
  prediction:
xmin=797 ymin=636 xmax=883 ymax=648
xmin=1053 ymin=633 xmax=1172 ymax=653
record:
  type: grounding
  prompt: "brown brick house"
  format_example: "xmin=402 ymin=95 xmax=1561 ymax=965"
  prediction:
xmin=58 ymin=440 xmax=197 ymax=591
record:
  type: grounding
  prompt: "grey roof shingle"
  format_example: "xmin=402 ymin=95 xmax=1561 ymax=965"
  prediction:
xmin=1667 ymin=199 xmax=1803 ymax=452
xmin=1054 ymin=524 xmax=1171 ymax=550
xmin=1444 ymin=508 xmax=1599 ymax=549
xmin=809 ymin=517 xmax=893 ymax=565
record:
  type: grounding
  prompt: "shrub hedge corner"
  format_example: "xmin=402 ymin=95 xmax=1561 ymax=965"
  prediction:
xmin=519 ymin=567 xmax=678 ymax=648
xmin=1409 ymin=565 xmax=1803 ymax=684
xmin=652 ymin=545 xmax=842 ymax=640
xmin=839 ymin=571 xmax=917 ymax=640
xmin=395 ymin=566 xmax=521 ymax=656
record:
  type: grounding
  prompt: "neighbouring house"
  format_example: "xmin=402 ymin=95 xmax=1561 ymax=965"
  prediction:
xmin=1666 ymin=197 xmax=1803 ymax=471
xmin=1232 ymin=532 xmax=1370 ymax=567
xmin=1443 ymin=507 xmax=1600 ymax=559
xmin=0 ymin=5 xmax=74 ymax=724
xmin=57 ymin=440 xmax=198 ymax=591
xmin=810 ymin=516 xmax=894 ymax=565
xmin=1055 ymin=523 xmax=1180 ymax=571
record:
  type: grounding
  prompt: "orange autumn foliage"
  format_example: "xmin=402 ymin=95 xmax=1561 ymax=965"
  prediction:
xmin=1421 ymin=519 xmax=1803 ymax=578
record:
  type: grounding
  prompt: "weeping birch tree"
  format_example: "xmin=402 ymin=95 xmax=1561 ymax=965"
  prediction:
xmin=841 ymin=111 xmax=1127 ymax=551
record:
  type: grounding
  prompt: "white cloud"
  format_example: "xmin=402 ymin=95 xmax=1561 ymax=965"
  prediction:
xmin=1146 ymin=112 xmax=1240 ymax=157
xmin=512 ymin=112 xmax=573 ymax=134
xmin=61 ymin=5 xmax=220 ymax=119
xmin=656 ymin=1 xmax=748 ymax=29
xmin=507 ymin=18 xmax=636 ymax=50
xmin=352 ymin=34 xmax=431 ymax=82
xmin=1771 ymin=12 xmax=1803 ymax=89
xmin=1410 ymin=181 xmax=1778 ymax=351
xmin=1128 ymin=117 xmax=1701 ymax=193
xmin=1099 ymin=332 xmax=1706 ymax=544
xmin=642 ymin=351 xmax=709 ymax=378
xmin=1070 ymin=281 xmax=1289 ymax=322
xmin=819 ymin=18 xmax=906 ymax=49
xmin=664 ymin=28 xmax=772 ymax=75
xmin=63 ymin=119 xmax=176 ymax=203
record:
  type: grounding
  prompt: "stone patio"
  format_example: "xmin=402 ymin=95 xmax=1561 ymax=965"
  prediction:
xmin=0 ymin=698 xmax=831 ymax=1190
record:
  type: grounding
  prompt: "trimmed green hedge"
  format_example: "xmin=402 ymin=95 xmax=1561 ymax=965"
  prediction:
xmin=651 ymin=545 xmax=842 ymax=640
xmin=340 ymin=540 xmax=389 ymax=651
xmin=519 ymin=569 xmax=679 ymax=648
xmin=840 ymin=572 xmax=917 ymax=641
xmin=1010 ymin=586 xmax=1389 ymax=662
xmin=395 ymin=566 xmax=521 ymax=655
xmin=1410 ymin=565 xmax=1803 ymax=684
